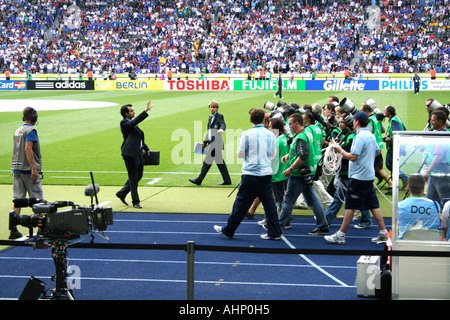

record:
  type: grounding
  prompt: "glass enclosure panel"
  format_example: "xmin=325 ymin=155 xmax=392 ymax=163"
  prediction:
xmin=391 ymin=131 xmax=450 ymax=300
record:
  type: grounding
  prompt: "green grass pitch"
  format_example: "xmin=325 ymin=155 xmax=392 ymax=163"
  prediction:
xmin=0 ymin=89 xmax=447 ymax=188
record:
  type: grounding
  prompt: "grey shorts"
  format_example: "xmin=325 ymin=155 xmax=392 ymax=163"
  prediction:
xmin=12 ymin=172 xmax=43 ymax=199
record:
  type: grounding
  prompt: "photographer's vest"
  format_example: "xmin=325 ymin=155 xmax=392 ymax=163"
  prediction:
xmin=369 ymin=114 xmax=384 ymax=150
xmin=287 ymin=129 xmax=316 ymax=176
xmin=11 ymin=124 xmax=42 ymax=173
xmin=386 ymin=115 xmax=406 ymax=151
xmin=306 ymin=123 xmax=324 ymax=164
xmin=271 ymin=134 xmax=289 ymax=183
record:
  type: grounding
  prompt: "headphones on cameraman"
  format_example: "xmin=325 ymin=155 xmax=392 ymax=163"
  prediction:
xmin=23 ymin=107 xmax=38 ymax=123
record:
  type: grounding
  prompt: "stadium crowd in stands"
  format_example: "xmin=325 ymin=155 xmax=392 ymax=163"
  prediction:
xmin=0 ymin=0 xmax=449 ymax=78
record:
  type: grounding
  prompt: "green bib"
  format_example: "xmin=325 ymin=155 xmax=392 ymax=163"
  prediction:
xmin=287 ymin=129 xmax=317 ymax=176
xmin=369 ymin=114 xmax=384 ymax=150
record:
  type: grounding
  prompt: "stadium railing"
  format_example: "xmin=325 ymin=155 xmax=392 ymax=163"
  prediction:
xmin=0 ymin=239 xmax=449 ymax=300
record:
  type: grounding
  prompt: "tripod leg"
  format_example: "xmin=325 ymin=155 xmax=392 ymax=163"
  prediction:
xmin=50 ymin=241 xmax=74 ymax=300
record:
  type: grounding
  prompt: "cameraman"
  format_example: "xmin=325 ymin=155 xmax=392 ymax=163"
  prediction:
xmin=278 ymin=113 xmax=329 ymax=235
xmin=383 ymin=105 xmax=408 ymax=193
xmin=424 ymin=99 xmax=450 ymax=131
xmin=361 ymin=104 xmax=391 ymax=189
xmin=269 ymin=117 xmax=289 ymax=212
xmin=312 ymin=105 xmax=340 ymax=194
xmin=323 ymin=103 xmax=339 ymax=129
xmin=424 ymin=99 xmax=436 ymax=131
xmin=299 ymin=112 xmax=333 ymax=209
xmin=10 ymin=107 xmax=43 ymax=239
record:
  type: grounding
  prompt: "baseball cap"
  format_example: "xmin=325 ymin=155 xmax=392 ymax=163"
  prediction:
xmin=350 ymin=111 xmax=369 ymax=122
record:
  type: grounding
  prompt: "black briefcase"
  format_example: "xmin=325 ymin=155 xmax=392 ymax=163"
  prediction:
xmin=142 ymin=151 xmax=160 ymax=165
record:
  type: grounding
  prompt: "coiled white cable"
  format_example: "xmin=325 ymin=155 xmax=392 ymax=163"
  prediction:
xmin=322 ymin=144 xmax=343 ymax=176
xmin=322 ymin=143 xmax=345 ymax=202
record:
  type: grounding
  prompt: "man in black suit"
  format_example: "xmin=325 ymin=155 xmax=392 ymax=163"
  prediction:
xmin=116 ymin=100 xmax=153 ymax=208
xmin=189 ymin=100 xmax=231 ymax=186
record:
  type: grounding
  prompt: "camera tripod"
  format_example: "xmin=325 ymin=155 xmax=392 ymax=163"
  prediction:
xmin=42 ymin=239 xmax=75 ymax=300
xmin=21 ymin=238 xmax=75 ymax=300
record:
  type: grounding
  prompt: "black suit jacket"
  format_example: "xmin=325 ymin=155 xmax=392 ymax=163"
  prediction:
xmin=120 ymin=111 xmax=149 ymax=157
xmin=203 ymin=112 xmax=226 ymax=146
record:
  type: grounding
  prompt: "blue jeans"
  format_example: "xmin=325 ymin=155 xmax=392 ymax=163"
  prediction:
xmin=278 ymin=175 xmax=328 ymax=231
xmin=325 ymin=177 xmax=372 ymax=226
xmin=222 ymin=175 xmax=281 ymax=238
xmin=271 ymin=179 xmax=287 ymax=212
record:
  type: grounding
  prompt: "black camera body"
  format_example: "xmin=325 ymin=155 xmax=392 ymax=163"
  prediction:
xmin=299 ymin=167 xmax=313 ymax=185
xmin=9 ymin=198 xmax=113 ymax=240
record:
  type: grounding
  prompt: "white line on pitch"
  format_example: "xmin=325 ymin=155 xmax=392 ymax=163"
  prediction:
xmin=147 ymin=178 xmax=162 ymax=185
xmin=281 ymin=235 xmax=350 ymax=287
xmin=0 ymin=169 xmax=241 ymax=175
xmin=0 ymin=274 xmax=355 ymax=289
xmin=0 ymin=256 xmax=355 ymax=270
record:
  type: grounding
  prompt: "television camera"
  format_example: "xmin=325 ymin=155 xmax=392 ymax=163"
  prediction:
xmin=9 ymin=190 xmax=112 ymax=241
xmin=9 ymin=174 xmax=113 ymax=300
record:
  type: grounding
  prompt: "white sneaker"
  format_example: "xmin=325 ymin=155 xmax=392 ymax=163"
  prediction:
xmin=214 ymin=225 xmax=223 ymax=234
xmin=324 ymin=232 xmax=346 ymax=244
xmin=260 ymin=233 xmax=281 ymax=240
xmin=354 ymin=223 xmax=372 ymax=229
xmin=371 ymin=233 xmax=388 ymax=243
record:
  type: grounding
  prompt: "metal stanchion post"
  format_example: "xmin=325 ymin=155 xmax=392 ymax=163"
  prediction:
xmin=186 ymin=241 xmax=195 ymax=300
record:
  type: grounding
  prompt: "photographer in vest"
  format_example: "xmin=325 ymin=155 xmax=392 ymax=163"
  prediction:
xmin=361 ymin=103 xmax=392 ymax=190
xmin=383 ymin=105 xmax=408 ymax=193
xmin=10 ymin=107 xmax=43 ymax=239
xmin=278 ymin=113 xmax=329 ymax=235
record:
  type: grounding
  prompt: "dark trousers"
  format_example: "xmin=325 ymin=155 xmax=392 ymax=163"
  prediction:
xmin=275 ymin=86 xmax=282 ymax=98
xmin=222 ymin=175 xmax=281 ymax=238
xmin=117 ymin=155 xmax=144 ymax=205
xmin=197 ymin=148 xmax=231 ymax=183
xmin=271 ymin=179 xmax=287 ymax=212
